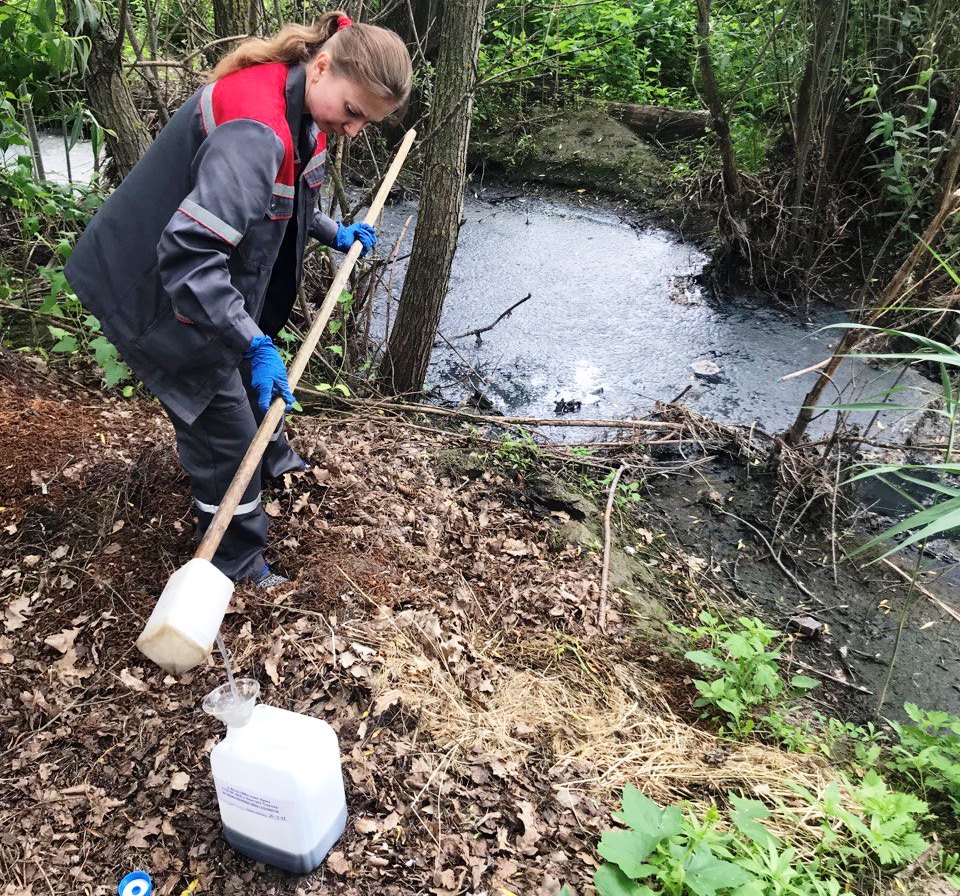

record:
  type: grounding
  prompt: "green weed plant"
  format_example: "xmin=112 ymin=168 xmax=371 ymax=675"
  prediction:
xmin=678 ymin=611 xmax=818 ymax=739
xmin=0 ymin=139 xmax=124 ymax=388
xmin=592 ymin=776 xmax=929 ymax=896
xmin=888 ymin=703 xmax=960 ymax=815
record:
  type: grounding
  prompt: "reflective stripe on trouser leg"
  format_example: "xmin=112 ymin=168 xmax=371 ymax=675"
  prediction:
xmin=162 ymin=368 xmax=268 ymax=582
xmin=239 ymin=357 xmax=307 ymax=479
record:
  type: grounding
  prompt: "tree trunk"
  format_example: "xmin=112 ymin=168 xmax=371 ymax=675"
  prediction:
xmin=789 ymin=0 xmax=846 ymax=258
xmin=19 ymin=84 xmax=45 ymax=181
xmin=695 ymin=0 xmax=743 ymax=212
xmin=79 ymin=13 xmax=152 ymax=178
xmin=606 ymin=103 xmax=709 ymax=143
xmin=213 ymin=0 xmax=254 ymax=41
xmin=379 ymin=0 xmax=484 ymax=396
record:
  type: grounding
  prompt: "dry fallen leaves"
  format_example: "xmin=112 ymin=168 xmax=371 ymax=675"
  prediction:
xmin=43 ymin=626 xmax=80 ymax=654
xmin=169 ymin=771 xmax=190 ymax=791
xmin=119 ymin=667 xmax=149 ymax=692
xmin=126 ymin=816 xmax=162 ymax=849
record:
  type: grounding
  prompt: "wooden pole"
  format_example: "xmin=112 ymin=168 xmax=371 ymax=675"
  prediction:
xmin=196 ymin=129 xmax=416 ymax=561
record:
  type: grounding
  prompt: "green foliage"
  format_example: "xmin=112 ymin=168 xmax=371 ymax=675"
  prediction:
xmin=593 ymin=779 xmax=929 ymax=896
xmin=594 ymin=786 xmax=753 ymax=896
xmin=46 ymin=317 xmax=130 ymax=388
xmin=822 ymin=305 xmax=960 ymax=558
xmin=791 ymin=774 xmax=929 ymax=871
xmin=853 ymin=72 xmax=941 ymax=219
xmin=0 ymin=0 xmax=93 ymax=117
xmin=817 ymin=716 xmax=886 ymax=770
xmin=888 ymin=703 xmax=960 ymax=814
xmin=0 ymin=120 xmax=121 ymax=388
xmin=279 ymin=288 xmax=356 ymax=400
xmin=938 ymin=852 xmax=960 ymax=889
xmin=603 ymin=469 xmax=643 ymax=509
xmin=678 ymin=611 xmax=818 ymax=738
xmin=495 ymin=427 xmax=541 ymax=473
xmin=476 ymin=0 xmax=696 ymax=123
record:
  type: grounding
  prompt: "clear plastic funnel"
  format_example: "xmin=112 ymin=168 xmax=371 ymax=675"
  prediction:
xmin=203 ymin=678 xmax=260 ymax=727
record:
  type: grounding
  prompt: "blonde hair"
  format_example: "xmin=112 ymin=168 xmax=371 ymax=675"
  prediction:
xmin=207 ymin=11 xmax=412 ymax=111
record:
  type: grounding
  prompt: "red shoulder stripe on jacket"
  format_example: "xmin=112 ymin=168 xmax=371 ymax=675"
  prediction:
xmin=204 ymin=63 xmax=295 ymax=190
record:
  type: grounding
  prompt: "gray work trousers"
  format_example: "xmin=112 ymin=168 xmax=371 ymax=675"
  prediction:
xmin=163 ymin=363 xmax=305 ymax=582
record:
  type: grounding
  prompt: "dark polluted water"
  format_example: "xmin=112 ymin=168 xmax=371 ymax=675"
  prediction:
xmin=375 ymin=184 xmax=936 ymax=442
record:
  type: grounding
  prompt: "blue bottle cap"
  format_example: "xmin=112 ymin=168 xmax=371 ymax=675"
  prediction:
xmin=118 ymin=870 xmax=153 ymax=896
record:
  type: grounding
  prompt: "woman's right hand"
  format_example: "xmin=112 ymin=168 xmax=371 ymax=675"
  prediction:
xmin=244 ymin=335 xmax=295 ymax=414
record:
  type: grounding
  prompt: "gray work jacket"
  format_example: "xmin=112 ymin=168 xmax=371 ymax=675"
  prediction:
xmin=64 ymin=63 xmax=337 ymax=424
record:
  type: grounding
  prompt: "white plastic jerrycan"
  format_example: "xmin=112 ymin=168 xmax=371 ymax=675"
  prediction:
xmin=202 ymin=678 xmax=348 ymax=874
xmin=137 ymin=558 xmax=234 ymax=674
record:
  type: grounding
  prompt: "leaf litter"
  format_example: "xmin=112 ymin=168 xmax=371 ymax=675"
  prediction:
xmin=0 ymin=351 xmax=852 ymax=895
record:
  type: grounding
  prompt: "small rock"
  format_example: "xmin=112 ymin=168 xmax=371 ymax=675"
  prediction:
xmin=464 ymin=389 xmax=496 ymax=413
xmin=787 ymin=615 xmax=824 ymax=639
xmin=554 ymin=398 xmax=581 ymax=415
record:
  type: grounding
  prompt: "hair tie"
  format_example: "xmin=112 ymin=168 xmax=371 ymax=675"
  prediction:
xmin=337 ymin=15 xmax=352 ymax=30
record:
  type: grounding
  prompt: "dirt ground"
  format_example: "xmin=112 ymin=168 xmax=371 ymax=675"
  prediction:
xmin=1 ymin=349 xmax=946 ymax=896
xmin=643 ymin=453 xmax=960 ymax=721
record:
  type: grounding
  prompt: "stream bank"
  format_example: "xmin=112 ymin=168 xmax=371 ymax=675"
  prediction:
xmin=471 ymin=101 xmax=684 ymax=219
xmin=0 ymin=351 xmax=835 ymax=894
xmin=3 ymin=345 xmax=959 ymax=894
xmin=7 ymin=130 xmax=954 ymax=721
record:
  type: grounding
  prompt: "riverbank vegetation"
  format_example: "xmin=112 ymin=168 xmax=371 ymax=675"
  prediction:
xmin=476 ymin=0 xmax=960 ymax=308
xmin=3 ymin=1 xmax=960 ymax=894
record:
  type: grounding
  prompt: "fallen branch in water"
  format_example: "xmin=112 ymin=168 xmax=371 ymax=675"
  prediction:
xmin=435 ymin=293 xmax=533 ymax=346
xmin=296 ymin=392 xmax=687 ymax=431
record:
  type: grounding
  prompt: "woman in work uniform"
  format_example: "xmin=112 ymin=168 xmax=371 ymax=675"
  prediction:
xmin=65 ymin=13 xmax=412 ymax=586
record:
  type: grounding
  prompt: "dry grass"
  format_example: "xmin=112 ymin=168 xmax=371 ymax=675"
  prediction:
xmin=358 ymin=611 xmax=844 ymax=857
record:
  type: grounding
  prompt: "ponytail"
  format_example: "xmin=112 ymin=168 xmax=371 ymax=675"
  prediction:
xmin=207 ymin=11 xmax=412 ymax=111
xmin=207 ymin=14 xmax=340 ymax=82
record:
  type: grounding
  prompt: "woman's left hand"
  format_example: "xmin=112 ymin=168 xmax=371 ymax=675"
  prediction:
xmin=334 ymin=221 xmax=377 ymax=256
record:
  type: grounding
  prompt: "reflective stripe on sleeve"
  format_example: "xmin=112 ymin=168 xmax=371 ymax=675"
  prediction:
xmin=194 ymin=493 xmax=262 ymax=516
xmin=302 ymin=150 xmax=326 ymax=181
xmin=272 ymin=183 xmax=295 ymax=199
xmin=200 ymin=84 xmax=216 ymax=135
xmin=178 ymin=198 xmax=242 ymax=246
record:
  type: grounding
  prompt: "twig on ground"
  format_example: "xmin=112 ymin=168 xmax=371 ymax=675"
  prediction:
xmin=795 ymin=660 xmax=874 ymax=694
xmin=881 ymin=557 xmax=960 ymax=625
xmin=599 ymin=463 xmax=629 ymax=631
xmin=712 ymin=506 xmax=821 ymax=605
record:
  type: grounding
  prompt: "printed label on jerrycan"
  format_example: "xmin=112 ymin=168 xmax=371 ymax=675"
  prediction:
xmin=216 ymin=781 xmax=297 ymax=823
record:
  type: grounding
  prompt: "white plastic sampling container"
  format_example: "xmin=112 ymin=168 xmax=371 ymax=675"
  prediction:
xmin=203 ymin=680 xmax=348 ymax=873
xmin=137 ymin=558 xmax=234 ymax=674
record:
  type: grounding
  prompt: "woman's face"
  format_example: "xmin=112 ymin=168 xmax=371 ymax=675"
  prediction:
xmin=305 ymin=52 xmax=395 ymax=139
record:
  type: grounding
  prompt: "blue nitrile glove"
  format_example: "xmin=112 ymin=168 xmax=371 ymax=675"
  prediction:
xmin=334 ymin=221 xmax=376 ymax=256
xmin=244 ymin=335 xmax=295 ymax=414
